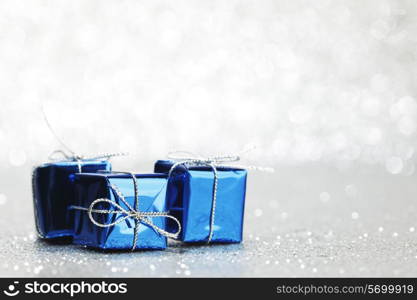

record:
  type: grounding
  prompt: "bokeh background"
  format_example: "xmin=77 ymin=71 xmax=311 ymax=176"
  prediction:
xmin=1 ymin=0 xmax=417 ymax=277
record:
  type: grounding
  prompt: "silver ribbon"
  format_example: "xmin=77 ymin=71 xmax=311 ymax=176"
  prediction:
xmin=71 ymin=172 xmax=181 ymax=251
xmin=41 ymin=103 xmax=128 ymax=172
xmin=166 ymin=149 xmax=272 ymax=243
xmin=48 ymin=149 xmax=128 ymax=173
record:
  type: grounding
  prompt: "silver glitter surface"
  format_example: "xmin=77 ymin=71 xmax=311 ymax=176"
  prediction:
xmin=1 ymin=167 xmax=416 ymax=277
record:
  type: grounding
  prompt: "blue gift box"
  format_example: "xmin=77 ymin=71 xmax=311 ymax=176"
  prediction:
xmin=154 ymin=160 xmax=248 ymax=243
xmin=32 ymin=160 xmax=111 ymax=239
xmin=71 ymin=172 xmax=171 ymax=250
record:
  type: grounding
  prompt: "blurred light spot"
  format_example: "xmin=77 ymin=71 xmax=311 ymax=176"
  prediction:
xmin=409 ymin=227 xmax=415 ymax=233
xmin=157 ymin=10 xmax=183 ymax=48
xmin=268 ymin=200 xmax=279 ymax=209
xmin=282 ymin=72 xmax=299 ymax=90
xmin=335 ymin=6 xmax=351 ymax=24
xmin=399 ymin=96 xmax=417 ymax=114
xmin=398 ymin=116 xmax=417 ymax=136
xmin=371 ymin=74 xmax=389 ymax=92
xmin=391 ymin=97 xmax=417 ymax=121
xmin=75 ymin=24 xmax=101 ymax=52
xmin=345 ymin=185 xmax=358 ymax=198
xmin=254 ymin=57 xmax=275 ymax=79
xmin=365 ymin=127 xmax=382 ymax=145
xmin=0 ymin=194 xmax=7 ymax=205
xmin=378 ymin=227 xmax=384 ymax=232
xmin=329 ymin=133 xmax=347 ymax=151
xmin=118 ymin=135 xmax=138 ymax=152
xmin=361 ymin=97 xmax=381 ymax=116
xmin=395 ymin=144 xmax=415 ymax=160
xmin=254 ymin=209 xmax=263 ymax=217
xmin=272 ymin=138 xmax=290 ymax=159
xmin=370 ymin=20 xmax=391 ymax=40
xmin=351 ymin=212 xmax=359 ymax=220
xmin=385 ymin=156 xmax=403 ymax=174
xmin=9 ymin=149 xmax=26 ymax=166
xmin=319 ymin=192 xmax=330 ymax=203
xmin=288 ymin=105 xmax=312 ymax=124
xmin=160 ymin=28 xmax=183 ymax=48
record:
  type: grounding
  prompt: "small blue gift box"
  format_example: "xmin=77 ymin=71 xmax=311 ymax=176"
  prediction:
xmin=154 ymin=160 xmax=247 ymax=243
xmin=32 ymin=160 xmax=111 ymax=239
xmin=70 ymin=172 xmax=174 ymax=250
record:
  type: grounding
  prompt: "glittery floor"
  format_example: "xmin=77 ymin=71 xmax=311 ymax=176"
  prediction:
xmin=1 ymin=166 xmax=416 ymax=277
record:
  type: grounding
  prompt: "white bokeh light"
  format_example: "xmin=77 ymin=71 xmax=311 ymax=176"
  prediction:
xmin=0 ymin=193 xmax=7 ymax=205
xmin=8 ymin=149 xmax=27 ymax=167
xmin=385 ymin=156 xmax=404 ymax=174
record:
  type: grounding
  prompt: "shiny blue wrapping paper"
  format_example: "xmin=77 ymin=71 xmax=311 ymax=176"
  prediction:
xmin=154 ymin=160 xmax=247 ymax=243
xmin=71 ymin=173 xmax=168 ymax=250
xmin=32 ymin=161 xmax=111 ymax=239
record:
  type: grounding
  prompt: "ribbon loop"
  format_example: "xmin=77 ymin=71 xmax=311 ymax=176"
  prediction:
xmin=87 ymin=198 xmax=134 ymax=228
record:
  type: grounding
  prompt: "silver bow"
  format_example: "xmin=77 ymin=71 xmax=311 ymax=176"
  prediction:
xmin=71 ymin=172 xmax=181 ymax=251
xmin=41 ymin=103 xmax=128 ymax=173
xmin=48 ymin=150 xmax=128 ymax=173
